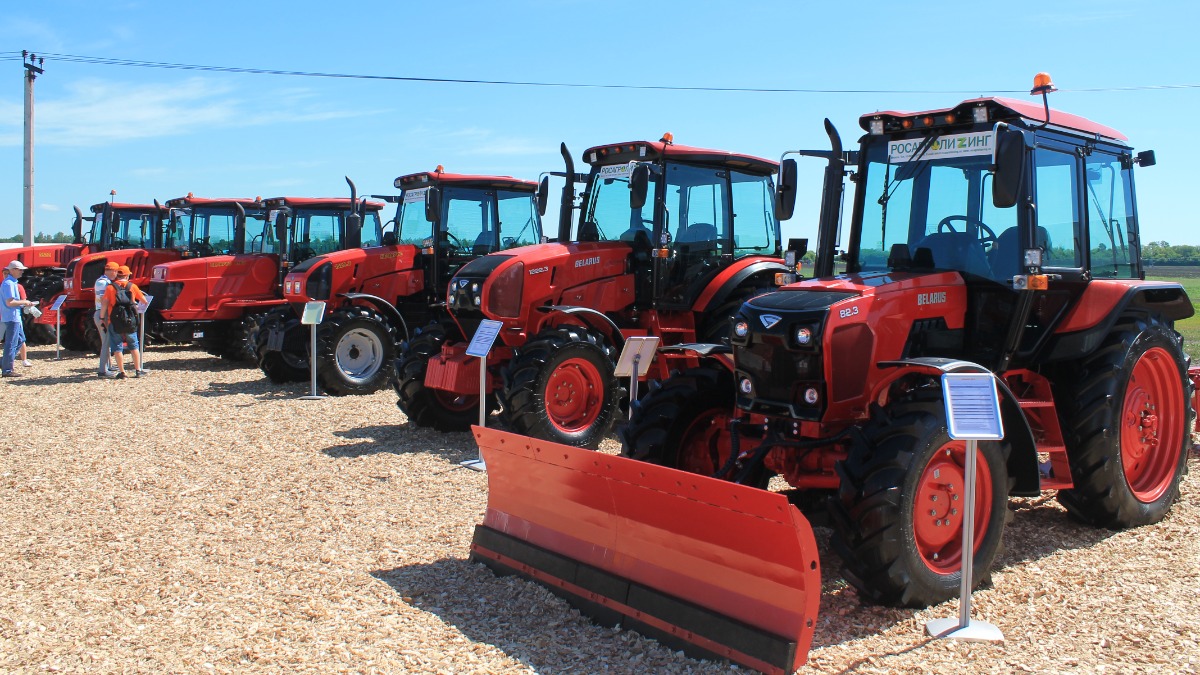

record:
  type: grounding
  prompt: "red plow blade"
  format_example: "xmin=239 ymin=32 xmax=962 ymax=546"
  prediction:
xmin=469 ymin=427 xmax=821 ymax=674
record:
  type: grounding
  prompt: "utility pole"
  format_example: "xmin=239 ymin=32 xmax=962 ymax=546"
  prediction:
xmin=23 ymin=51 xmax=44 ymax=247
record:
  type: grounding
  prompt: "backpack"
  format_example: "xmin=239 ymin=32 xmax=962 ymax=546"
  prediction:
xmin=110 ymin=282 xmax=139 ymax=335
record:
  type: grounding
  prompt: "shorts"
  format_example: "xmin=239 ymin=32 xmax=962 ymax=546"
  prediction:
xmin=110 ymin=330 xmax=140 ymax=353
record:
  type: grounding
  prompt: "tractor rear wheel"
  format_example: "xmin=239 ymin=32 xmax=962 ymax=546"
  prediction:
xmin=1057 ymin=314 xmax=1193 ymax=528
xmin=831 ymin=389 xmax=1011 ymax=607
xmin=316 ymin=306 xmax=396 ymax=396
xmin=500 ymin=325 xmax=621 ymax=449
xmin=621 ymin=365 xmax=767 ymax=487
xmin=20 ymin=272 xmax=63 ymax=345
xmin=395 ymin=324 xmax=490 ymax=431
xmin=256 ymin=309 xmax=308 ymax=383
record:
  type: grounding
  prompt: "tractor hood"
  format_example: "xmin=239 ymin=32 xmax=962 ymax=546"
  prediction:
xmin=283 ymin=244 xmax=420 ymax=304
xmin=0 ymin=243 xmax=85 ymax=271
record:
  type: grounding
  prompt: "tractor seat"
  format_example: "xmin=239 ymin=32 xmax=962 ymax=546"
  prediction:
xmin=473 ymin=231 xmax=498 ymax=256
xmin=910 ymin=232 xmax=991 ymax=278
xmin=676 ymin=222 xmax=717 ymax=243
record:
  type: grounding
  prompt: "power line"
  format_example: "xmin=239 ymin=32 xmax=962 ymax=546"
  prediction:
xmin=32 ymin=51 xmax=1200 ymax=95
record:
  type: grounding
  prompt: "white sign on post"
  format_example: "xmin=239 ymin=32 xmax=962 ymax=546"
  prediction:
xmin=615 ymin=336 xmax=659 ymax=421
xmin=51 ymin=294 xmax=67 ymax=360
xmin=463 ymin=319 xmax=504 ymax=472
xmin=299 ymin=301 xmax=327 ymax=400
xmin=925 ymin=372 xmax=1005 ymax=644
xmin=49 ymin=294 xmax=67 ymax=312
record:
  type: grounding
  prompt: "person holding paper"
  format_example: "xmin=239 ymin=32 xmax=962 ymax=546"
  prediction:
xmin=1 ymin=260 xmax=36 ymax=377
xmin=100 ymin=265 xmax=147 ymax=379
xmin=93 ymin=261 xmax=120 ymax=376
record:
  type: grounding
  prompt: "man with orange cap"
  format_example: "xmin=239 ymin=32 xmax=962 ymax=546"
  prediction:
xmin=93 ymin=261 xmax=120 ymax=376
xmin=100 ymin=265 xmax=147 ymax=379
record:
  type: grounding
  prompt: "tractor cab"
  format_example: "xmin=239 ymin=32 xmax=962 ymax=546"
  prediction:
xmin=88 ymin=201 xmax=169 ymax=253
xmin=578 ymin=136 xmax=781 ymax=310
xmin=394 ymin=168 xmax=542 ymax=300
xmin=163 ymin=195 xmax=269 ymax=258
xmin=779 ymin=88 xmax=1165 ymax=373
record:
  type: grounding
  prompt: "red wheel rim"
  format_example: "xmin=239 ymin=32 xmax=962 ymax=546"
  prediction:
xmin=433 ymin=390 xmax=478 ymax=413
xmin=912 ymin=441 xmax=993 ymax=574
xmin=1120 ymin=346 xmax=1185 ymax=503
xmin=675 ymin=408 xmax=735 ymax=475
xmin=545 ymin=356 xmax=604 ymax=433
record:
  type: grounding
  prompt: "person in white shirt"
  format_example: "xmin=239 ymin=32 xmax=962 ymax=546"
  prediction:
xmin=93 ymin=261 xmax=119 ymax=376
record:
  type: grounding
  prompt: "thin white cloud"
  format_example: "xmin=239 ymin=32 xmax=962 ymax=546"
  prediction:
xmin=428 ymin=127 xmax=546 ymax=156
xmin=0 ymin=77 xmax=384 ymax=148
xmin=39 ymin=203 xmax=60 ymax=212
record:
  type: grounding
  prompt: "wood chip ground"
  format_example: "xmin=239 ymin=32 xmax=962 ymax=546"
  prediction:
xmin=1 ymin=345 xmax=1198 ymax=673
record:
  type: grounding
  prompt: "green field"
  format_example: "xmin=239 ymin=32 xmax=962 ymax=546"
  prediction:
xmin=1146 ymin=269 xmax=1200 ymax=358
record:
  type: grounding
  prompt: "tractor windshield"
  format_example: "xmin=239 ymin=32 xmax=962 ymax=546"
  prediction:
xmin=396 ymin=188 xmax=433 ymax=245
xmin=107 ymin=209 xmax=157 ymax=250
xmin=170 ymin=206 xmax=267 ymax=256
xmin=397 ymin=186 xmax=541 ymax=254
xmin=581 ymin=162 xmax=659 ymax=242
xmin=853 ymin=132 xmax=1016 ymax=281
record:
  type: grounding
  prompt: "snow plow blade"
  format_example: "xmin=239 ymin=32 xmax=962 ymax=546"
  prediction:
xmin=468 ymin=427 xmax=821 ymax=675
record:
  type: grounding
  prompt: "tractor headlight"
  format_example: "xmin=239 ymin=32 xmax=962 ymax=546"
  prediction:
xmin=734 ymin=321 xmax=749 ymax=338
xmin=739 ymin=377 xmax=753 ymax=395
xmin=803 ymin=387 xmax=820 ymax=405
xmin=795 ymin=326 xmax=813 ymax=346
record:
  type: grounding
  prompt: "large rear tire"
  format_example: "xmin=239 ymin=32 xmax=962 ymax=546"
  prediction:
xmin=500 ymin=325 xmax=621 ymax=449
xmin=20 ymin=272 xmax=63 ymax=345
xmin=395 ymin=324 xmax=490 ymax=431
xmin=316 ymin=306 xmax=396 ymax=396
xmin=831 ymin=388 xmax=1011 ymax=607
xmin=256 ymin=309 xmax=308 ymax=383
xmin=1056 ymin=314 xmax=1193 ymax=528
xmin=620 ymin=365 xmax=767 ymax=487
xmin=223 ymin=312 xmax=265 ymax=363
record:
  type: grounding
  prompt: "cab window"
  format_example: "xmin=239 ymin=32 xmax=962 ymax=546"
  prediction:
xmin=1034 ymin=148 xmax=1081 ymax=268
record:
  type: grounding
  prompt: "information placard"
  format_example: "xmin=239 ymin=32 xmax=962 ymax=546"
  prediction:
xmin=136 ymin=294 xmax=153 ymax=314
xmin=49 ymin=294 xmax=67 ymax=312
xmin=941 ymin=373 xmax=1004 ymax=441
xmin=300 ymin=301 xmax=327 ymax=326
xmin=614 ymin=336 xmax=660 ymax=377
xmin=466 ymin=319 xmax=504 ymax=358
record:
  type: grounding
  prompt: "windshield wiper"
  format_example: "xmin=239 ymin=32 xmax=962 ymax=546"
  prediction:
xmin=878 ymin=132 xmax=942 ymax=207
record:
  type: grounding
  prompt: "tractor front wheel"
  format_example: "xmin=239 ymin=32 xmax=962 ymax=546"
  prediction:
xmin=256 ymin=309 xmax=308 ymax=383
xmin=395 ymin=324 xmax=491 ymax=431
xmin=500 ymin=325 xmax=621 ymax=449
xmin=1057 ymin=314 xmax=1193 ymax=528
xmin=620 ymin=365 xmax=767 ymax=487
xmin=59 ymin=309 xmax=91 ymax=352
xmin=316 ymin=306 xmax=396 ymax=396
xmin=222 ymin=313 xmax=265 ymax=363
xmin=831 ymin=389 xmax=1011 ymax=607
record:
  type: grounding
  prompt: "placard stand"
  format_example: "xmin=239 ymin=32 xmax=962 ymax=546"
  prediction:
xmin=299 ymin=301 xmax=327 ymax=401
xmin=50 ymin=295 xmax=66 ymax=360
xmin=462 ymin=319 xmax=504 ymax=472
xmin=136 ymin=294 xmax=153 ymax=366
xmin=925 ymin=371 xmax=1005 ymax=643
xmin=614 ymin=336 xmax=659 ymax=419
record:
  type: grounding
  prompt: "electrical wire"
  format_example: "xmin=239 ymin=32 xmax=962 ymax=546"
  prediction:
xmin=22 ymin=51 xmax=1200 ymax=94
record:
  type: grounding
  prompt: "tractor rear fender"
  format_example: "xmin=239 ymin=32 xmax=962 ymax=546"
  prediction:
xmin=341 ymin=292 xmax=409 ymax=343
xmin=693 ymin=259 xmax=789 ymax=314
xmin=872 ymin=358 xmax=1040 ymax=496
xmin=537 ymin=305 xmax=622 ymax=350
xmin=1046 ymin=282 xmax=1193 ymax=361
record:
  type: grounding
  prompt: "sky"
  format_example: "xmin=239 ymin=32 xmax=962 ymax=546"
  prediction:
xmin=1 ymin=0 xmax=1198 ymax=246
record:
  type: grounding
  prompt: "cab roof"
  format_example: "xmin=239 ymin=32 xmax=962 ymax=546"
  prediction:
xmin=164 ymin=196 xmax=264 ymax=208
xmin=261 ymin=196 xmax=385 ymax=211
xmin=860 ymin=96 xmax=1127 ymax=141
xmin=394 ymin=171 xmax=538 ymax=191
xmin=90 ymin=202 xmax=166 ymax=213
xmin=583 ymin=140 xmax=778 ymax=176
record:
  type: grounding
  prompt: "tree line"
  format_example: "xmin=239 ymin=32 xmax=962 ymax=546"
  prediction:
xmin=0 ymin=232 xmax=77 ymax=243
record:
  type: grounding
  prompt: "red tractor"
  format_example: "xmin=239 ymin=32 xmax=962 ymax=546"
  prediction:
xmin=146 ymin=193 xmax=385 ymax=362
xmin=49 ymin=200 xmax=176 ymax=352
xmin=465 ymin=80 xmax=1198 ymax=673
xmin=396 ymin=137 xmax=795 ymax=445
xmin=0 ymin=205 xmax=91 ymax=344
xmin=257 ymin=169 xmax=544 ymax=396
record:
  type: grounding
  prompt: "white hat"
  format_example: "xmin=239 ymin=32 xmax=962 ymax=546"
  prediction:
xmin=4 ymin=260 xmax=25 ymax=271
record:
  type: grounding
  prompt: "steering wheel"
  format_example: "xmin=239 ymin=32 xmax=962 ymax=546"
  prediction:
xmin=937 ymin=215 xmax=997 ymax=249
xmin=110 ymin=237 xmax=129 ymax=248
xmin=440 ymin=231 xmax=463 ymax=251
xmin=192 ymin=237 xmax=214 ymax=257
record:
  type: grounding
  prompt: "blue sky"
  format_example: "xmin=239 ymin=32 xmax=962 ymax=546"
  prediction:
xmin=2 ymin=0 xmax=1198 ymax=246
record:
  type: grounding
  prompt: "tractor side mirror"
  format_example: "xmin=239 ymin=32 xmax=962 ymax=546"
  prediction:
xmin=537 ymin=176 xmax=550 ymax=217
xmin=425 ymin=188 xmax=441 ymax=223
xmin=72 ymin=206 xmax=84 ymax=244
xmin=776 ymin=158 xmax=798 ymax=221
xmin=233 ymin=203 xmax=247 ymax=254
xmin=992 ymin=129 xmax=1027 ymax=209
xmin=274 ymin=210 xmax=288 ymax=244
xmin=1136 ymin=150 xmax=1156 ymax=167
xmin=346 ymin=211 xmax=363 ymax=249
xmin=630 ymin=164 xmax=649 ymax=210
